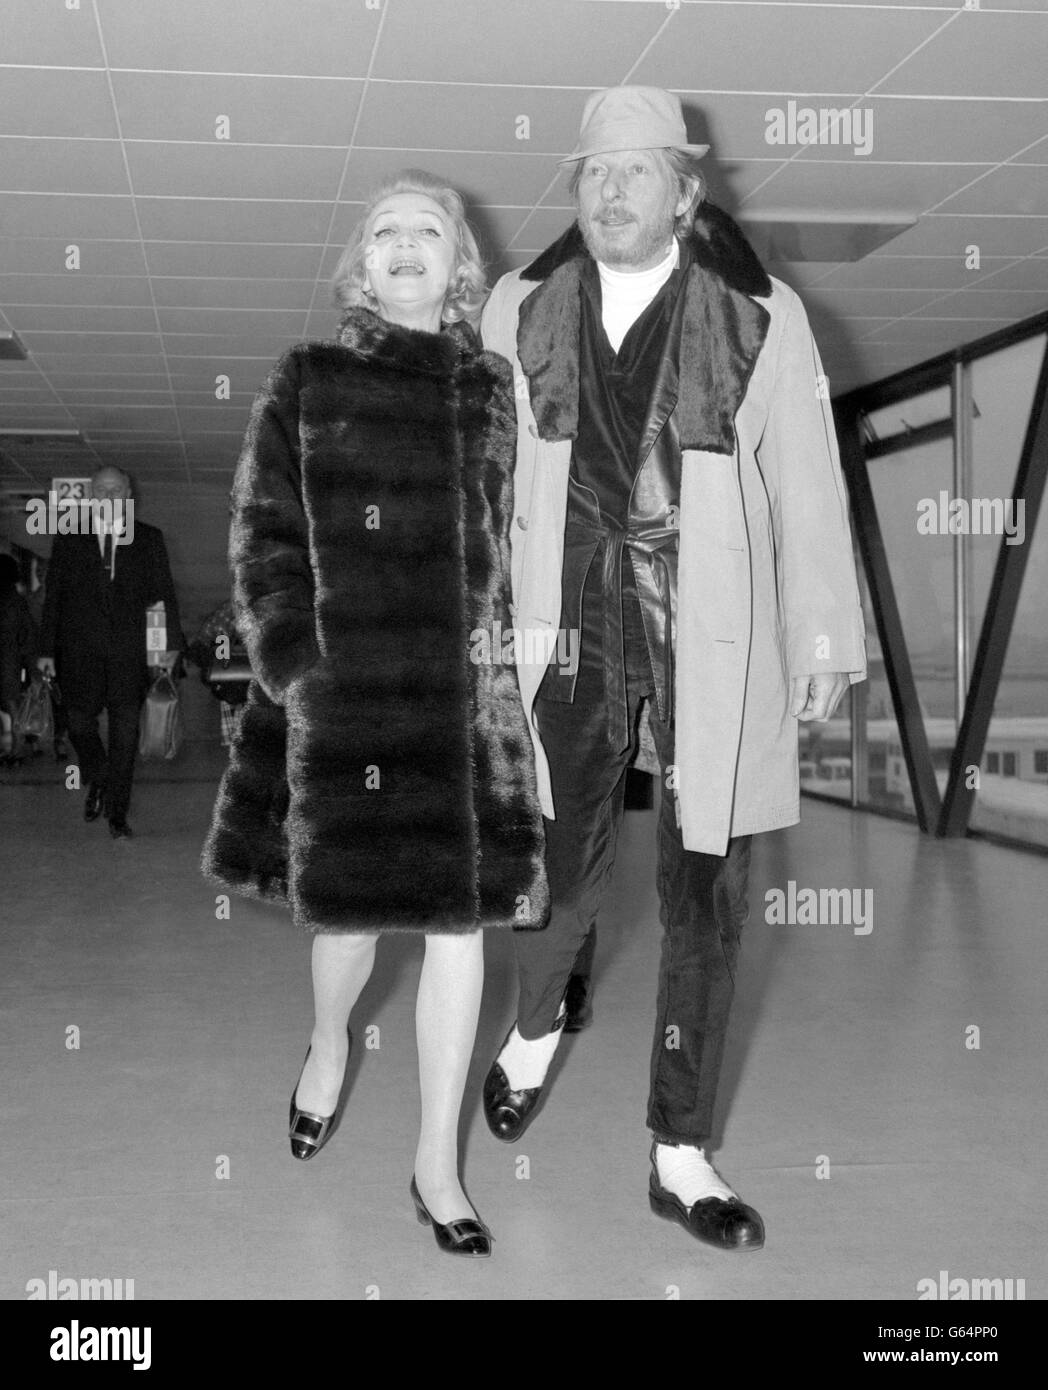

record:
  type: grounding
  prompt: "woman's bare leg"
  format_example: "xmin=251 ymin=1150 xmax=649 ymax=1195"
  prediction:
xmin=294 ymin=932 xmax=377 ymax=1115
xmin=413 ymin=929 xmax=485 ymax=1224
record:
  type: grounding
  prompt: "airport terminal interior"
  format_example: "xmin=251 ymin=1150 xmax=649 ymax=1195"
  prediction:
xmin=1 ymin=0 xmax=1046 ymax=1302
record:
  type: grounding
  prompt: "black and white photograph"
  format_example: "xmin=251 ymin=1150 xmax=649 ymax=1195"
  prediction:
xmin=0 ymin=0 xmax=1045 ymax=1341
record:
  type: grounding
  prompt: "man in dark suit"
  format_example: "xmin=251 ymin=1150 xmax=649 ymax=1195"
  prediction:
xmin=37 ymin=467 xmax=184 ymax=838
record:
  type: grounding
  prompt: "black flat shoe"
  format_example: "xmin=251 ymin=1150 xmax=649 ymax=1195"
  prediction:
xmin=648 ymin=1158 xmax=765 ymax=1252
xmin=85 ymin=783 xmax=105 ymax=821
xmin=288 ymin=1034 xmax=351 ymax=1161
xmin=410 ymin=1177 xmax=491 ymax=1257
xmin=108 ymin=817 xmax=133 ymax=839
xmin=562 ymin=972 xmax=593 ymax=1033
xmin=481 ymin=1017 xmax=564 ymax=1143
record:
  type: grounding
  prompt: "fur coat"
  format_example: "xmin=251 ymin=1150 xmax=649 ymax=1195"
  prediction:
xmin=201 ymin=308 xmax=549 ymax=934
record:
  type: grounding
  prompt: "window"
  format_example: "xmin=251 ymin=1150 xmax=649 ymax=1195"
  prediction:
xmin=1035 ymin=751 xmax=1048 ymax=776
xmin=986 ymin=752 xmax=1000 ymax=774
xmin=1002 ymin=752 xmax=1017 ymax=778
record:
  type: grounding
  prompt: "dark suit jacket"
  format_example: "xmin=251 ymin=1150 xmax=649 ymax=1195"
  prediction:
xmin=39 ymin=520 xmax=184 ymax=707
xmin=0 ymin=588 xmax=37 ymax=706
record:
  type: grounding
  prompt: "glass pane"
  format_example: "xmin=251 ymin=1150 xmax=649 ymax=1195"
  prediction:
xmin=969 ymin=427 xmax=1048 ymax=848
xmin=864 ymin=386 xmax=950 ymax=446
xmin=868 ymin=435 xmax=957 ymax=779
xmin=968 ymin=334 xmax=1046 ymax=642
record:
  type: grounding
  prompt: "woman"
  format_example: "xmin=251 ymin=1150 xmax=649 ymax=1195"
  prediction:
xmin=202 ymin=171 xmax=548 ymax=1257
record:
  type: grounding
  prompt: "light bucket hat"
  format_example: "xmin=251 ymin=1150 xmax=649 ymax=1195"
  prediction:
xmin=558 ymin=86 xmax=709 ymax=164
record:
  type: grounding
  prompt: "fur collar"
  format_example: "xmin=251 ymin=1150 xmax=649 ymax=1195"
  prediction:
xmin=516 ymin=203 xmax=772 ymax=455
xmin=336 ymin=306 xmax=478 ymax=377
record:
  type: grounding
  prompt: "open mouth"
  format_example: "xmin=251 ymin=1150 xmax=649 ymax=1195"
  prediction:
xmin=389 ymin=258 xmax=426 ymax=276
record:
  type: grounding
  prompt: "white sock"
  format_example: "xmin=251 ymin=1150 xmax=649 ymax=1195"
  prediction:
xmin=654 ymin=1143 xmax=736 ymax=1204
xmin=498 ymin=1007 xmax=565 ymax=1090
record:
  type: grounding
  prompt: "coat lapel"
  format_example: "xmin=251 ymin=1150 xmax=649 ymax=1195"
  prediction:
xmin=515 ymin=203 xmax=772 ymax=457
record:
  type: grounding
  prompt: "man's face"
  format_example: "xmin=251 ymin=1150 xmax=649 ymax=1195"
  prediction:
xmin=91 ymin=469 xmax=131 ymax=504
xmin=575 ymin=148 xmax=689 ymax=271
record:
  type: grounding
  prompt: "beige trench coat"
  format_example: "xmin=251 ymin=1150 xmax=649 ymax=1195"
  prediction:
xmin=481 ymin=266 xmax=867 ymax=856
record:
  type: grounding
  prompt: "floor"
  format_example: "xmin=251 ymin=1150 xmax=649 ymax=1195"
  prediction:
xmin=1 ymin=750 xmax=1045 ymax=1301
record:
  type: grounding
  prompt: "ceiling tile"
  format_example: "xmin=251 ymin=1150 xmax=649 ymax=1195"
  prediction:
xmin=0 ymin=139 xmax=130 ymax=196
xmin=0 ymin=0 xmax=105 ymax=64
xmin=160 ymin=332 xmax=301 ymax=357
xmin=802 ymin=286 xmax=950 ymax=319
xmin=878 ymin=10 xmax=1048 ymax=99
xmin=874 ymin=214 xmax=1048 ymax=258
xmin=0 ymin=273 xmax=153 ymax=307
xmin=20 ymin=331 xmax=163 ymax=355
xmin=7 ymin=305 xmax=158 ymax=332
xmin=975 ymin=257 xmax=1048 ymax=291
xmin=356 ymin=82 xmax=590 ymax=156
xmin=373 ymin=0 xmax=665 ymax=86
xmin=336 ymin=149 xmax=557 ymax=208
xmin=33 ymin=352 xmax=169 ymax=375
xmin=112 ymin=72 xmax=364 ymax=145
xmin=817 ymin=256 xmax=997 ymax=291
xmin=935 ymin=165 xmax=1048 ymax=216
xmin=0 ymin=239 xmax=148 ymax=275
xmin=157 ymin=307 xmax=305 ymax=335
xmin=151 ymin=276 xmax=316 ymax=309
xmin=48 ymin=373 xmax=171 ymax=390
xmin=97 ymin=0 xmax=380 ymax=78
xmin=0 ymin=70 xmax=118 ymax=139
xmin=794 ymin=96 xmax=1048 ymax=166
xmin=0 ymin=193 xmax=139 ymax=238
xmin=739 ymin=160 xmax=991 ymax=215
xmin=135 ymin=197 xmax=332 ymax=243
xmin=920 ymin=288 xmax=1048 ymax=319
xmin=126 ymin=143 xmax=347 ymax=200
xmin=145 ymin=242 xmax=324 ymax=278
xmin=635 ymin=4 xmax=946 ymax=96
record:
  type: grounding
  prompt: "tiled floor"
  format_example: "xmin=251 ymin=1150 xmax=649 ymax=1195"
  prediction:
xmin=1 ymin=766 xmax=1044 ymax=1300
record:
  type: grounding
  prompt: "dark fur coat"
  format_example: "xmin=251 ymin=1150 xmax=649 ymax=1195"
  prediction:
xmin=201 ymin=309 xmax=549 ymax=934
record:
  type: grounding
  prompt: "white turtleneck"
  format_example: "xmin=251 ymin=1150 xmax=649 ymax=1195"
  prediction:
xmin=597 ymin=239 xmax=679 ymax=354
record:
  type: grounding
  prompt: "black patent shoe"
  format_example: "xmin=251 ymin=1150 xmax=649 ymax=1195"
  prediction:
xmin=481 ymin=1017 xmax=564 ymax=1143
xmin=288 ymin=1035 xmax=350 ymax=1160
xmin=562 ymin=972 xmax=593 ymax=1033
xmin=648 ymin=1148 xmax=765 ymax=1252
xmin=410 ymin=1177 xmax=491 ymax=1257
xmin=108 ymin=817 xmax=133 ymax=839
xmin=85 ymin=783 xmax=105 ymax=821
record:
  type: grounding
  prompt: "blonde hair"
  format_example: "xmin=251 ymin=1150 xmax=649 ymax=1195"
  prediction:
xmin=332 ymin=170 xmax=487 ymax=324
xmin=567 ymin=147 xmax=707 ymax=237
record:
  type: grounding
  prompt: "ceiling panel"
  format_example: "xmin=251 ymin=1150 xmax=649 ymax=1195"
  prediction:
xmin=0 ymin=138 xmax=131 ymax=196
xmin=634 ymin=3 xmax=946 ymax=95
xmin=144 ymin=242 xmax=323 ymax=278
xmin=97 ymin=0 xmax=380 ymax=78
xmin=877 ymin=9 xmax=1048 ymax=99
xmin=125 ymin=143 xmax=348 ymax=201
xmin=935 ymin=165 xmax=1048 ymax=216
xmin=0 ymin=274 xmax=153 ymax=307
xmin=0 ymin=239 xmax=148 ymax=274
xmin=111 ymin=72 xmax=365 ymax=145
xmin=0 ymin=71 xmax=119 ymax=140
xmin=0 ymin=193 xmax=139 ymax=239
xmin=372 ymin=0 xmax=665 ymax=87
xmin=0 ymin=0 xmax=105 ymax=65
xmin=134 ymin=197 xmax=332 ymax=242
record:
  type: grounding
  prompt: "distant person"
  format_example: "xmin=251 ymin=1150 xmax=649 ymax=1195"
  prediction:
xmin=25 ymin=555 xmax=68 ymax=759
xmin=0 ymin=553 xmax=37 ymax=762
xmin=37 ymin=467 xmax=184 ymax=838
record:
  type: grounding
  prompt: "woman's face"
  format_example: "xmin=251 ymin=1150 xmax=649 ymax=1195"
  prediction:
xmin=363 ymin=193 xmax=457 ymax=326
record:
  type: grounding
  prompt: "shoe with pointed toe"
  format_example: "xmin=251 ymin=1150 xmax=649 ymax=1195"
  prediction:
xmin=288 ymin=1033 xmax=351 ymax=1160
xmin=84 ymin=783 xmax=105 ymax=821
xmin=648 ymin=1155 xmax=765 ymax=1252
xmin=108 ymin=816 xmax=133 ymax=839
xmin=410 ymin=1177 xmax=491 ymax=1257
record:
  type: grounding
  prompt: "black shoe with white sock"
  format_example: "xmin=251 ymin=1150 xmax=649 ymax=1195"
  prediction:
xmin=648 ymin=1140 xmax=765 ymax=1251
xmin=482 ymin=1010 xmax=566 ymax=1143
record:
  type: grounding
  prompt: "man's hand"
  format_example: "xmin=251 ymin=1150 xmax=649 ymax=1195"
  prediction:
xmin=36 ymin=657 xmax=56 ymax=679
xmin=790 ymin=673 xmax=849 ymax=723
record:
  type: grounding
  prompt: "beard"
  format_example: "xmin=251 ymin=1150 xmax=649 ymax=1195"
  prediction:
xmin=578 ymin=199 xmax=678 ymax=268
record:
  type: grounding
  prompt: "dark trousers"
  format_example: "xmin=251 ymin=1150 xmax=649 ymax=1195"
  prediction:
xmin=66 ymin=680 xmax=142 ymax=821
xmin=516 ymin=579 xmax=752 ymax=1144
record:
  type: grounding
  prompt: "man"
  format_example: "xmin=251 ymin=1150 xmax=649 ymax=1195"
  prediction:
xmin=480 ymin=87 xmax=866 ymax=1250
xmin=37 ymin=467 xmax=183 ymax=838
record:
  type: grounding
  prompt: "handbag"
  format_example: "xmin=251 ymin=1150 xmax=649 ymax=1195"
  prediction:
xmin=14 ymin=675 xmax=54 ymax=744
xmin=138 ymin=670 xmax=185 ymax=761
